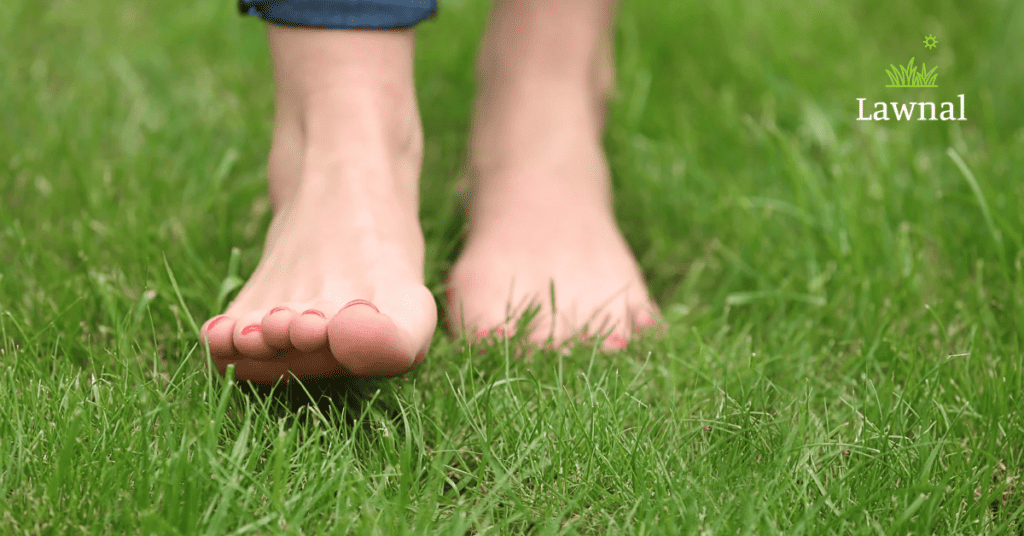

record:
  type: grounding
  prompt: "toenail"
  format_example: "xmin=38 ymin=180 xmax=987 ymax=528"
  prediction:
xmin=475 ymin=328 xmax=489 ymax=339
xmin=269 ymin=306 xmax=289 ymax=315
xmin=207 ymin=316 xmax=229 ymax=331
xmin=341 ymin=299 xmax=379 ymax=313
xmin=241 ymin=324 xmax=261 ymax=335
xmin=301 ymin=309 xmax=326 ymax=318
xmin=606 ymin=333 xmax=628 ymax=349
xmin=495 ymin=327 xmax=506 ymax=336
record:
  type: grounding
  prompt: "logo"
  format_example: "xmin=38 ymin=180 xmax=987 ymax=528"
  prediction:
xmin=857 ymin=34 xmax=965 ymax=121
xmin=885 ymin=57 xmax=937 ymax=88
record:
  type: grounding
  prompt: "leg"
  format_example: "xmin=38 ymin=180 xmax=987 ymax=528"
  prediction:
xmin=448 ymin=0 xmax=659 ymax=349
xmin=201 ymin=22 xmax=436 ymax=381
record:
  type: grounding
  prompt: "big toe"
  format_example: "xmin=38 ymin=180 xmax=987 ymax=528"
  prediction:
xmin=327 ymin=298 xmax=429 ymax=377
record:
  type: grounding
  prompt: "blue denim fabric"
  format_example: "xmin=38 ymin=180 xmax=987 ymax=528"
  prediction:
xmin=238 ymin=0 xmax=437 ymax=29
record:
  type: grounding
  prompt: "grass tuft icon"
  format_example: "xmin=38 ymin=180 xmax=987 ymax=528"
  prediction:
xmin=885 ymin=57 xmax=938 ymax=88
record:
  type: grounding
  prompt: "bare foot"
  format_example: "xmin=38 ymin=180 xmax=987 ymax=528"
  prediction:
xmin=448 ymin=185 xmax=660 ymax=350
xmin=201 ymin=25 xmax=435 ymax=382
xmin=446 ymin=0 xmax=659 ymax=350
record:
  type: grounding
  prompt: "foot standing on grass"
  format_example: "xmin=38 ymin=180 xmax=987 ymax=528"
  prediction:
xmin=200 ymin=0 xmax=660 ymax=382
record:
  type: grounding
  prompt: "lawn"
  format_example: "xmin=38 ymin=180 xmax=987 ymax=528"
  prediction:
xmin=2 ymin=0 xmax=1023 ymax=533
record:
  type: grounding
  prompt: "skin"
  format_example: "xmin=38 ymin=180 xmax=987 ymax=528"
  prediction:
xmin=200 ymin=0 xmax=659 ymax=382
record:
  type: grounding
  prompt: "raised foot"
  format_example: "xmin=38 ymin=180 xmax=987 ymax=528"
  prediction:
xmin=198 ymin=23 xmax=436 ymax=383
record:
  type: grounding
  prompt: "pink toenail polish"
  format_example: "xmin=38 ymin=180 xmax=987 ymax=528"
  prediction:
xmin=475 ymin=328 xmax=489 ymax=339
xmin=495 ymin=327 xmax=506 ymax=336
xmin=301 ymin=309 xmax=326 ymax=319
xmin=341 ymin=299 xmax=379 ymax=313
xmin=606 ymin=333 xmax=628 ymax=350
xmin=207 ymin=316 xmax=228 ymax=331
xmin=269 ymin=306 xmax=289 ymax=315
xmin=636 ymin=315 xmax=657 ymax=329
xmin=241 ymin=324 xmax=261 ymax=335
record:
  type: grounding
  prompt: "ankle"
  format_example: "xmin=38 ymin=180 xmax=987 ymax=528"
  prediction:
xmin=476 ymin=1 xmax=617 ymax=103
xmin=469 ymin=3 xmax=617 ymax=185
xmin=264 ymin=25 xmax=422 ymax=210
xmin=267 ymin=84 xmax=423 ymax=211
xmin=303 ymin=88 xmax=423 ymax=181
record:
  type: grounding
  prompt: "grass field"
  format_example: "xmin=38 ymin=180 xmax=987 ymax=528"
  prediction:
xmin=2 ymin=0 xmax=1024 ymax=533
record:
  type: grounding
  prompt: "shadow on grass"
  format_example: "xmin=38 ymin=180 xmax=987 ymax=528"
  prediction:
xmin=233 ymin=374 xmax=403 ymax=429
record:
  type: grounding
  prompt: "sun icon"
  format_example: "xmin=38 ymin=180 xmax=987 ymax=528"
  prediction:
xmin=924 ymin=34 xmax=938 ymax=49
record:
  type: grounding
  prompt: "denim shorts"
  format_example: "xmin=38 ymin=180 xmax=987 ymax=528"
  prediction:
xmin=238 ymin=0 xmax=438 ymax=29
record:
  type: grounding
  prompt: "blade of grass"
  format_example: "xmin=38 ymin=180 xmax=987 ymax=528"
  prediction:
xmin=215 ymin=247 xmax=244 ymax=312
xmin=947 ymin=148 xmax=1007 ymax=268
xmin=163 ymin=253 xmax=201 ymax=339
xmin=889 ymin=64 xmax=905 ymax=86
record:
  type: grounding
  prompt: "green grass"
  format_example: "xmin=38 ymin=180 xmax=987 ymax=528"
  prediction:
xmin=885 ymin=57 xmax=939 ymax=88
xmin=2 ymin=0 xmax=1024 ymax=533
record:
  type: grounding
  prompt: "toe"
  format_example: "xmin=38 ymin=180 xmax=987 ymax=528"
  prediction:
xmin=262 ymin=306 xmax=296 ymax=350
xmin=201 ymin=315 xmax=238 ymax=358
xmin=527 ymin=309 xmax=587 ymax=348
xmin=632 ymin=304 xmax=665 ymax=335
xmin=233 ymin=316 xmax=276 ymax=360
xmin=635 ymin=311 xmax=657 ymax=330
xmin=290 ymin=307 xmax=329 ymax=353
xmin=472 ymin=324 xmax=515 ymax=344
xmin=602 ymin=331 xmax=629 ymax=352
xmin=494 ymin=325 xmax=515 ymax=339
xmin=327 ymin=299 xmax=421 ymax=377
xmin=525 ymin=321 xmax=556 ymax=348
